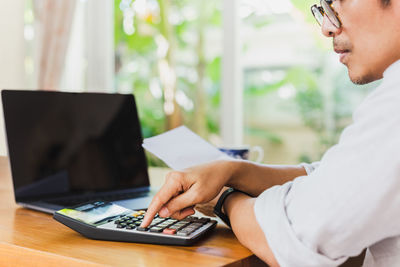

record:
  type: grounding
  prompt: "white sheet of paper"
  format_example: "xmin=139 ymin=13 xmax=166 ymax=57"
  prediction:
xmin=142 ymin=126 xmax=229 ymax=171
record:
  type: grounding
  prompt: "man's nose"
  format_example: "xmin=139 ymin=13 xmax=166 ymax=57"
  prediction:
xmin=321 ymin=15 xmax=341 ymax=37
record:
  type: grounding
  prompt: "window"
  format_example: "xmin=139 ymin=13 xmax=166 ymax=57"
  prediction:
xmin=22 ymin=0 xmax=381 ymax=165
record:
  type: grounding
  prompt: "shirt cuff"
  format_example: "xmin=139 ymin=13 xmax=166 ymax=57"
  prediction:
xmin=299 ymin=162 xmax=320 ymax=175
xmin=254 ymin=182 xmax=346 ymax=267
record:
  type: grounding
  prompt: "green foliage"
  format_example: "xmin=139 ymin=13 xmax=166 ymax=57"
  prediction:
xmin=244 ymin=65 xmax=324 ymax=152
xmin=284 ymin=67 xmax=324 ymax=133
xmin=290 ymin=0 xmax=318 ymax=24
xmin=245 ymin=79 xmax=286 ymax=96
xmin=207 ymin=57 xmax=221 ymax=83
xmin=114 ymin=0 xmax=222 ymax=165
xmin=245 ymin=127 xmax=283 ymax=145
xmin=298 ymin=153 xmax=313 ymax=164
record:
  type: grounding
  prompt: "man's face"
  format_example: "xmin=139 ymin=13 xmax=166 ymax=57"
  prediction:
xmin=322 ymin=0 xmax=400 ymax=84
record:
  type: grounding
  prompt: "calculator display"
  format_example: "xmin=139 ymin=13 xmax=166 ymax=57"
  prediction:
xmin=57 ymin=202 xmax=131 ymax=226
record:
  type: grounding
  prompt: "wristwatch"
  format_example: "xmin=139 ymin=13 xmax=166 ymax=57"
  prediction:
xmin=213 ymin=188 xmax=249 ymax=227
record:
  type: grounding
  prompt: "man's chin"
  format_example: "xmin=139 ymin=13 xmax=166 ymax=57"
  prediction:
xmin=348 ymin=69 xmax=378 ymax=85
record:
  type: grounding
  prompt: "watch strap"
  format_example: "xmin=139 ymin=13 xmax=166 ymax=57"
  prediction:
xmin=214 ymin=188 xmax=249 ymax=227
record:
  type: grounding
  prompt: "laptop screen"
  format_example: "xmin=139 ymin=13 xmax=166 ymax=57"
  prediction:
xmin=2 ymin=90 xmax=149 ymax=202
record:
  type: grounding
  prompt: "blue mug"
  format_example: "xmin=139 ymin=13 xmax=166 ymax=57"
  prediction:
xmin=219 ymin=145 xmax=264 ymax=162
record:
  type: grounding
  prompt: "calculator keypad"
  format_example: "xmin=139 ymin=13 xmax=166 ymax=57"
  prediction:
xmin=112 ymin=210 xmax=211 ymax=237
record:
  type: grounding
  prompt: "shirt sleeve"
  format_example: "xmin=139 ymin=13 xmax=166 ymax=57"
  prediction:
xmin=254 ymin=181 xmax=347 ymax=266
xmin=254 ymin=89 xmax=400 ymax=266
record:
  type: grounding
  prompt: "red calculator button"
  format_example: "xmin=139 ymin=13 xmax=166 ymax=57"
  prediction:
xmin=162 ymin=228 xmax=176 ymax=235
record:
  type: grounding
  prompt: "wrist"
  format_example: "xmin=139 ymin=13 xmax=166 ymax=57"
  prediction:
xmin=226 ymin=160 xmax=252 ymax=189
xmin=221 ymin=190 xmax=240 ymax=214
xmin=224 ymin=160 xmax=245 ymax=187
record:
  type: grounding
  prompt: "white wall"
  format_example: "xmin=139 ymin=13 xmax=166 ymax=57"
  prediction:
xmin=0 ymin=1 xmax=25 ymax=156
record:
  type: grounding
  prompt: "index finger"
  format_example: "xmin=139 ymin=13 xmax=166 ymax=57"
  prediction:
xmin=141 ymin=176 xmax=184 ymax=227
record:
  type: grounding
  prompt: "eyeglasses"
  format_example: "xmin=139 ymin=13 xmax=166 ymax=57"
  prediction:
xmin=311 ymin=0 xmax=341 ymax=28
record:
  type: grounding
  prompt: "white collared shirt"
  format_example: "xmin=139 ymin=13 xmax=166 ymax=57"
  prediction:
xmin=254 ymin=60 xmax=400 ymax=267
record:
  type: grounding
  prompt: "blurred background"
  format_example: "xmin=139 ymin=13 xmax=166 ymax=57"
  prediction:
xmin=0 ymin=0 xmax=379 ymax=166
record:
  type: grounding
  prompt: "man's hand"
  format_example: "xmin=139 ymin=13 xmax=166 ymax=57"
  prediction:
xmin=141 ymin=161 xmax=237 ymax=228
xmin=141 ymin=160 xmax=306 ymax=228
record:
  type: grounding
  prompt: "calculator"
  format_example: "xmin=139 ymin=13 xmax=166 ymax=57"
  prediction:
xmin=53 ymin=201 xmax=217 ymax=246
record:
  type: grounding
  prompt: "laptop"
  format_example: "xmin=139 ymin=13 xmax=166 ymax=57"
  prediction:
xmin=1 ymin=90 xmax=155 ymax=214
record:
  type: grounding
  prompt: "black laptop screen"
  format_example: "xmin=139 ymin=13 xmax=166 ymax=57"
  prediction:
xmin=2 ymin=90 xmax=149 ymax=202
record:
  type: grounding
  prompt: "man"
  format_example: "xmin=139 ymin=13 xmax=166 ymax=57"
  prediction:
xmin=141 ymin=0 xmax=400 ymax=266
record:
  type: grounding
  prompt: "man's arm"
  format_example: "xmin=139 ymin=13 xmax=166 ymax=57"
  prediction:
xmin=141 ymin=160 xmax=306 ymax=227
xmin=227 ymin=161 xmax=307 ymax=196
xmin=223 ymin=192 xmax=279 ymax=267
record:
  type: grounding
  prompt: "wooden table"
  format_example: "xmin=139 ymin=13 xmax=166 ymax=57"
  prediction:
xmin=0 ymin=157 xmax=266 ymax=267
